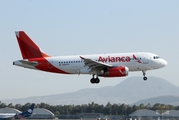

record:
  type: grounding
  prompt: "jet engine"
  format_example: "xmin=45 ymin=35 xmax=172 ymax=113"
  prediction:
xmin=103 ymin=66 xmax=129 ymax=77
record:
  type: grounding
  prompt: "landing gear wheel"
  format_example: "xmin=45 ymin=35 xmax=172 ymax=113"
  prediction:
xmin=143 ymin=77 xmax=147 ymax=81
xmin=90 ymin=78 xmax=95 ymax=84
xmin=90 ymin=75 xmax=100 ymax=84
xmin=142 ymin=70 xmax=147 ymax=81
xmin=95 ymin=78 xmax=100 ymax=83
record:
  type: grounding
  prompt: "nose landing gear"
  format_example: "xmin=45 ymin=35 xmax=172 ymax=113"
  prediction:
xmin=142 ymin=70 xmax=147 ymax=81
xmin=90 ymin=74 xmax=100 ymax=84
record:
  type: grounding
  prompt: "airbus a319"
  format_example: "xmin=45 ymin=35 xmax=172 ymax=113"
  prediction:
xmin=13 ymin=31 xmax=167 ymax=84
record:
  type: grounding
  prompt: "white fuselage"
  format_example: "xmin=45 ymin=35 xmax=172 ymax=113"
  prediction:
xmin=32 ymin=52 xmax=167 ymax=75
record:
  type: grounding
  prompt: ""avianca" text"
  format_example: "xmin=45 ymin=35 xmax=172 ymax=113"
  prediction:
xmin=98 ymin=56 xmax=131 ymax=63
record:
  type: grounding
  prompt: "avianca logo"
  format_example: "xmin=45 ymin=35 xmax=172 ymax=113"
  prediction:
xmin=119 ymin=69 xmax=126 ymax=75
xmin=98 ymin=56 xmax=130 ymax=62
xmin=98 ymin=54 xmax=142 ymax=63
xmin=133 ymin=54 xmax=142 ymax=63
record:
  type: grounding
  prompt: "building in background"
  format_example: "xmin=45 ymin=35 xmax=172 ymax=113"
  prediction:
xmin=163 ymin=110 xmax=179 ymax=119
xmin=129 ymin=109 xmax=160 ymax=120
xmin=129 ymin=109 xmax=179 ymax=120
xmin=29 ymin=108 xmax=54 ymax=119
xmin=0 ymin=108 xmax=21 ymax=114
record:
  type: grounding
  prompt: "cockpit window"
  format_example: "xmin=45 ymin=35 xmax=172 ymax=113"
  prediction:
xmin=153 ymin=56 xmax=160 ymax=59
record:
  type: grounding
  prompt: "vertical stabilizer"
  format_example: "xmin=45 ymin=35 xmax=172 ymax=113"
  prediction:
xmin=15 ymin=31 xmax=50 ymax=59
xmin=14 ymin=103 xmax=35 ymax=118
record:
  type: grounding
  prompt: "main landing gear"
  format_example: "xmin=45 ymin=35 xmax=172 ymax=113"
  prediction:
xmin=90 ymin=74 xmax=100 ymax=84
xmin=142 ymin=70 xmax=147 ymax=81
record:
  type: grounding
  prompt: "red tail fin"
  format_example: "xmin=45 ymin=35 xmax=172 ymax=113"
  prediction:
xmin=15 ymin=31 xmax=50 ymax=59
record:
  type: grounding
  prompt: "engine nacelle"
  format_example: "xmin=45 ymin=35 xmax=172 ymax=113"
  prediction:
xmin=103 ymin=66 xmax=129 ymax=77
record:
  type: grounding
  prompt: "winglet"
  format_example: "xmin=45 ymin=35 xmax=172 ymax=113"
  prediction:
xmin=15 ymin=31 xmax=19 ymax=37
xmin=80 ymin=56 xmax=85 ymax=60
xmin=15 ymin=31 xmax=50 ymax=59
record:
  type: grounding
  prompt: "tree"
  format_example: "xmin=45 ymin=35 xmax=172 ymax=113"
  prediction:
xmin=55 ymin=111 xmax=60 ymax=115
xmin=139 ymin=103 xmax=145 ymax=109
xmin=15 ymin=104 xmax=22 ymax=110
xmin=0 ymin=102 xmax=177 ymax=116
xmin=145 ymin=103 xmax=151 ymax=109
xmin=0 ymin=103 xmax=6 ymax=108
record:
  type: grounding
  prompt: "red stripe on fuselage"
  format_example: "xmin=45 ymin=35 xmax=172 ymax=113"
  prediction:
xmin=29 ymin=57 xmax=70 ymax=74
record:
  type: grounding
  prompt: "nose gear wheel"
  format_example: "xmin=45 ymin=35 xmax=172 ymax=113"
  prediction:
xmin=142 ymin=70 xmax=147 ymax=81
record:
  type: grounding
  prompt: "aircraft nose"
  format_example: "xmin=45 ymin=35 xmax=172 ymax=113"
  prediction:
xmin=160 ymin=59 xmax=167 ymax=67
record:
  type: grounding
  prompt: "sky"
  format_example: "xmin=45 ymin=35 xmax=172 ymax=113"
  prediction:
xmin=0 ymin=0 xmax=179 ymax=101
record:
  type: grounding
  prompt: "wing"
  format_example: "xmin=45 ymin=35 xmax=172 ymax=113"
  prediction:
xmin=80 ymin=56 xmax=112 ymax=70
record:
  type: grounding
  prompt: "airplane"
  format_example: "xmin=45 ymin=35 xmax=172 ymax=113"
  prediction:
xmin=13 ymin=31 xmax=167 ymax=84
xmin=0 ymin=103 xmax=35 ymax=119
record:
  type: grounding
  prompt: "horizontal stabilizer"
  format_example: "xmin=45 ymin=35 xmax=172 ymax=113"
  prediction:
xmin=13 ymin=60 xmax=38 ymax=68
xmin=19 ymin=60 xmax=38 ymax=66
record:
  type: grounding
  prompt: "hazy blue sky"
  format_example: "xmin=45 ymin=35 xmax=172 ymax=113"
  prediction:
xmin=0 ymin=1 xmax=179 ymax=100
